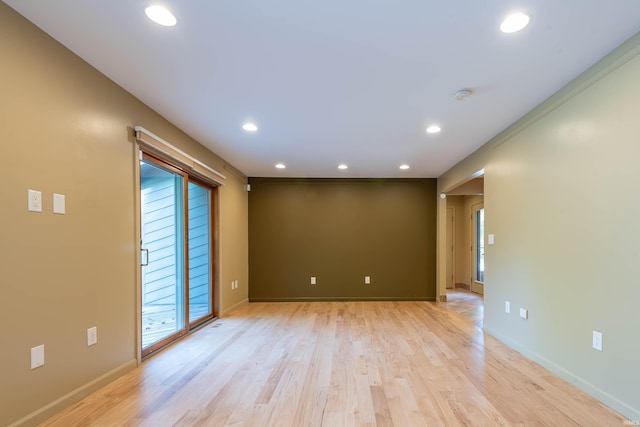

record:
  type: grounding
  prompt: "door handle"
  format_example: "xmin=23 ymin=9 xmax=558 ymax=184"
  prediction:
xmin=141 ymin=248 xmax=149 ymax=266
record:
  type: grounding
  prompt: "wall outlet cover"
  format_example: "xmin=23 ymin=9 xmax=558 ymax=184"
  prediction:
xmin=592 ymin=330 xmax=603 ymax=351
xmin=30 ymin=345 xmax=45 ymax=369
xmin=53 ymin=193 xmax=66 ymax=214
xmin=28 ymin=189 xmax=42 ymax=212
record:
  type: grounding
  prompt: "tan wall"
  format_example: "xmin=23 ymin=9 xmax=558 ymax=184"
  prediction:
xmin=0 ymin=4 xmax=248 ymax=426
xmin=248 ymin=178 xmax=437 ymax=300
xmin=437 ymin=32 xmax=640 ymax=420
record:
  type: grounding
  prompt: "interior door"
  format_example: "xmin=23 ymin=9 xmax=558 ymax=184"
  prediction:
xmin=446 ymin=206 xmax=455 ymax=289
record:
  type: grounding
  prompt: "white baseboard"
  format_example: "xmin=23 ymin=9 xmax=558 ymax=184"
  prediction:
xmin=220 ymin=298 xmax=249 ymax=317
xmin=484 ymin=327 xmax=640 ymax=423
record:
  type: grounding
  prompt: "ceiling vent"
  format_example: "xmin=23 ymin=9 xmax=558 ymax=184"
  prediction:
xmin=454 ymin=88 xmax=472 ymax=101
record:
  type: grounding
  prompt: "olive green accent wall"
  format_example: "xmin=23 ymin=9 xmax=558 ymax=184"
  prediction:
xmin=248 ymin=178 xmax=437 ymax=301
xmin=0 ymin=4 xmax=248 ymax=426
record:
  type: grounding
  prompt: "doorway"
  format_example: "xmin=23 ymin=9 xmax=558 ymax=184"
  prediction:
xmin=442 ymin=175 xmax=484 ymax=326
xmin=140 ymin=153 xmax=215 ymax=357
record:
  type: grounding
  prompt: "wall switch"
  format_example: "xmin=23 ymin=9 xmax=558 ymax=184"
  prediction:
xmin=234 ymin=280 xmax=238 ymax=289
xmin=53 ymin=193 xmax=66 ymax=214
xmin=519 ymin=308 xmax=528 ymax=319
xmin=28 ymin=189 xmax=42 ymax=212
xmin=488 ymin=234 xmax=495 ymax=245
xmin=592 ymin=330 xmax=603 ymax=351
xmin=364 ymin=276 xmax=371 ymax=285
xmin=505 ymin=301 xmax=511 ymax=314
xmin=310 ymin=276 xmax=316 ymax=285
xmin=87 ymin=327 xmax=97 ymax=346
xmin=30 ymin=345 xmax=45 ymax=369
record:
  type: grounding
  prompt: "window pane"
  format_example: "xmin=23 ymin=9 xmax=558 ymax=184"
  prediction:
xmin=476 ymin=208 xmax=484 ymax=282
xmin=140 ymin=159 xmax=185 ymax=349
xmin=188 ymin=181 xmax=211 ymax=323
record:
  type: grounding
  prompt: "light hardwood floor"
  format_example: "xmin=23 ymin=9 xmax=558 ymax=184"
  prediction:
xmin=445 ymin=290 xmax=484 ymax=328
xmin=40 ymin=301 xmax=625 ymax=426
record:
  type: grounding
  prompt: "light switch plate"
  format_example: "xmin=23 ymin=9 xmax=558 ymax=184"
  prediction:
xmin=520 ymin=308 xmax=528 ymax=319
xmin=31 ymin=345 xmax=45 ymax=369
xmin=310 ymin=276 xmax=316 ymax=285
xmin=87 ymin=327 xmax=97 ymax=346
xmin=505 ymin=301 xmax=511 ymax=314
xmin=488 ymin=234 xmax=495 ymax=245
xmin=364 ymin=276 xmax=371 ymax=284
xmin=53 ymin=193 xmax=65 ymax=214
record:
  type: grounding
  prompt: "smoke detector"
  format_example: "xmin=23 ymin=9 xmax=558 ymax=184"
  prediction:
xmin=454 ymin=88 xmax=472 ymax=101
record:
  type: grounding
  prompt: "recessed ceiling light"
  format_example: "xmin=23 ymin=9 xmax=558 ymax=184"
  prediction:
xmin=145 ymin=5 xmax=177 ymax=27
xmin=275 ymin=163 xmax=286 ymax=169
xmin=426 ymin=125 xmax=441 ymax=134
xmin=338 ymin=164 xmax=348 ymax=170
xmin=399 ymin=164 xmax=410 ymax=170
xmin=242 ymin=123 xmax=258 ymax=132
xmin=500 ymin=13 xmax=530 ymax=33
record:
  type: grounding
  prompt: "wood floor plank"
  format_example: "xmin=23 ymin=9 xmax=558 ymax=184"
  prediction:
xmin=39 ymin=300 xmax=627 ymax=426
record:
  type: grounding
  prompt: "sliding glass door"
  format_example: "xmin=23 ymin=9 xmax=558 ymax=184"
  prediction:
xmin=140 ymin=154 xmax=214 ymax=357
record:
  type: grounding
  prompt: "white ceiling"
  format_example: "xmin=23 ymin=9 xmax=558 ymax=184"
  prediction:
xmin=5 ymin=1 xmax=640 ymax=178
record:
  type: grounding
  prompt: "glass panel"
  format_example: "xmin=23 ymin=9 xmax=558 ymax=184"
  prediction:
xmin=476 ymin=208 xmax=485 ymax=283
xmin=140 ymin=159 xmax=185 ymax=350
xmin=188 ymin=181 xmax=211 ymax=323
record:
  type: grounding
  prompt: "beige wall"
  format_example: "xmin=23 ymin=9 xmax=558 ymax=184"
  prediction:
xmin=0 ymin=4 xmax=248 ymax=426
xmin=438 ymin=32 xmax=640 ymax=420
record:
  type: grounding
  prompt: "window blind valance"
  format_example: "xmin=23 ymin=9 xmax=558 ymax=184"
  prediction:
xmin=134 ymin=126 xmax=226 ymax=186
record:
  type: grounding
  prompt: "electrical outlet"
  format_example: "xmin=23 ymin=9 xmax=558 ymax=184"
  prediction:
xmin=592 ymin=330 xmax=603 ymax=351
xmin=505 ymin=301 xmax=511 ymax=314
xmin=30 ymin=345 xmax=45 ymax=369
xmin=87 ymin=327 xmax=97 ymax=346
xmin=28 ymin=189 xmax=42 ymax=212
xmin=364 ymin=276 xmax=371 ymax=285
xmin=310 ymin=276 xmax=316 ymax=285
